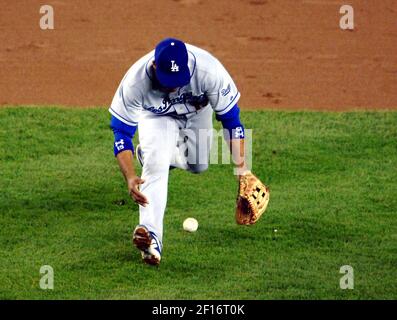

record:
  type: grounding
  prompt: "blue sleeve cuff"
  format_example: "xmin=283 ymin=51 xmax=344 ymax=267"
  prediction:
xmin=113 ymin=131 xmax=134 ymax=156
xmin=110 ymin=116 xmax=137 ymax=156
xmin=216 ymin=104 xmax=245 ymax=139
xmin=110 ymin=115 xmax=137 ymax=137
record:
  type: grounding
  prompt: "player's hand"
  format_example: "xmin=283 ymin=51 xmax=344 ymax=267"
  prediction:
xmin=127 ymin=176 xmax=149 ymax=207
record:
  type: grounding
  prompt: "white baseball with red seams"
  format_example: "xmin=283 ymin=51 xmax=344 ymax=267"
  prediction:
xmin=183 ymin=218 xmax=199 ymax=232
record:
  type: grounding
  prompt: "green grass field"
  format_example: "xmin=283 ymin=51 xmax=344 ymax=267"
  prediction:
xmin=0 ymin=107 xmax=396 ymax=300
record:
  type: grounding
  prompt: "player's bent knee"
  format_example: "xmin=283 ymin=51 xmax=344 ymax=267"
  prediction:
xmin=143 ymin=156 xmax=171 ymax=175
xmin=188 ymin=164 xmax=208 ymax=174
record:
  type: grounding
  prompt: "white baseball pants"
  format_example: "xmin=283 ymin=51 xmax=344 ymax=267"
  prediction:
xmin=137 ymin=106 xmax=213 ymax=244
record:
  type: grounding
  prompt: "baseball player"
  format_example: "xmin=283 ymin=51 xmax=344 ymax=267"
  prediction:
xmin=109 ymin=38 xmax=268 ymax=266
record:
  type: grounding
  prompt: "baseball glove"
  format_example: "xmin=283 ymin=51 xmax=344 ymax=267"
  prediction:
xmin=236 ymin=171 xmax=270 ymax=225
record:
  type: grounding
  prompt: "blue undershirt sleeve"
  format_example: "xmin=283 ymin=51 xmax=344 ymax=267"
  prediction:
xmin=215 ymin=104 xmax=245 ymax=139
xmin=110 ymin=115 xmax=137 ymax=156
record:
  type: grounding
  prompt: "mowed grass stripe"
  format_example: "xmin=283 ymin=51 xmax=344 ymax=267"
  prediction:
xmin=0 ymin=107 xmax=396 ymax=299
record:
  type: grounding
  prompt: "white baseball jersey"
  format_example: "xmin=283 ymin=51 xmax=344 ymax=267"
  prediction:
xmin=109 ymin=44 xmax=240 ymax=126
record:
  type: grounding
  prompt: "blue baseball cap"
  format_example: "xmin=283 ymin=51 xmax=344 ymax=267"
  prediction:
xmin=154 ymin=38 xmax=190 ymax=88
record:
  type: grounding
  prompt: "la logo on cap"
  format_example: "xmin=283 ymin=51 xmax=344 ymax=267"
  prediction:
xmin=170 ymin=60 xmax=179 ymax=72
xmin=154 ymin=38 xmax=190 ymax=87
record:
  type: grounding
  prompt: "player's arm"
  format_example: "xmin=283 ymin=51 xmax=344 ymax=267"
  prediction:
xmin=229 ymin=139 xmax=248 ymax=177
xmin=216 ymin=104 xmax=249 ymax=177
xmin=111 ymin=116 xmax=148 ymax=207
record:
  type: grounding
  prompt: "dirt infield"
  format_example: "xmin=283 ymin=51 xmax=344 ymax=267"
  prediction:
xmin=0 ymin=0 xmax=396 ymax=110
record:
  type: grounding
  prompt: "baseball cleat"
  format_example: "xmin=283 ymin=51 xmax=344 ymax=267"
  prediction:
xmin=136 ymin=144 xmax=144 ymax=167
xmin=132 ymin=225 xmax=162 ymax=266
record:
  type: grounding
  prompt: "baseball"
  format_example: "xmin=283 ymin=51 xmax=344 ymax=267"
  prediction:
xmin=183 ymin=218 xmax=198 ymax=232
